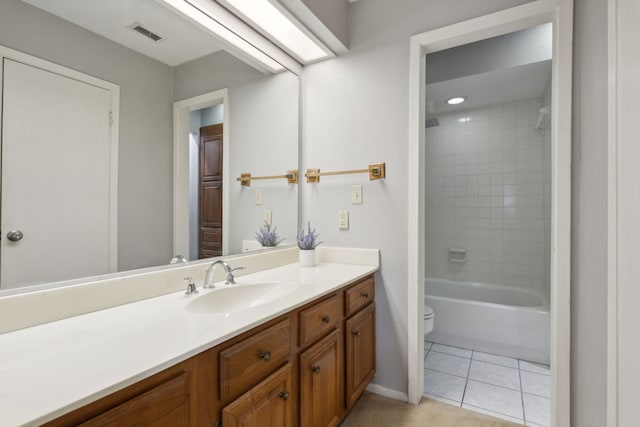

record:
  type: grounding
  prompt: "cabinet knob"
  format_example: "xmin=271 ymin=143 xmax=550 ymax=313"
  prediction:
xmin=260 ymin=351 xmax=271 ymax=361
xmin=279 ymin=391 xmax=289 ymax=401
xmin=311 ymin=365 xmax=321 ymax=374
xmin=353 ymin=330 xmax=360 ymax=337
xmin=321 ymin=315 xmax=330 ymax=323
xmin=362 ymin=292 xmax=369 ymax=299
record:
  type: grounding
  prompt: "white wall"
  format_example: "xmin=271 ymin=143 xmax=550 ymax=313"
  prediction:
xmin=425 ymin=98 xmax=551 ymax=297
xmin=227 ymin=73 xmax=299 ymax=253
xmin=571 ymin=0 xmax=608 ymax=425
xmin=301 ymin=0 xmax=531 ymax=395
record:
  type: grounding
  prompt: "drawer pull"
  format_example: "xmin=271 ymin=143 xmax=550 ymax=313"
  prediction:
xmin=260 ymin=351 xmax=271 ymax=361
xmin=362 ymin=292 xmax=369 ymax=299
xmin=321 ymin=315 xmax=330 ymax=323
xmin=311 ymin=365 xmax=321 ymax=374
xmin=279 ymin=391 xmax=289 ymax=401
xmin=353 ymin=330 xmax=360 ymax=337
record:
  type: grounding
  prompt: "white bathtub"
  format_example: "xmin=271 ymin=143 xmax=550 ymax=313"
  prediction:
xmin=425 ymin=278 xmax=550 ymax=364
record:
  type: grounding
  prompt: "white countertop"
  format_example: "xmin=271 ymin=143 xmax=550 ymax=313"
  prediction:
xmin=0 ymin=262 xmax=378 ymax=426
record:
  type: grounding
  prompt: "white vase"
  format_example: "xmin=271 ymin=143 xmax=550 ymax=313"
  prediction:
xmin=298 ymin=249 xmax=315 ymax=267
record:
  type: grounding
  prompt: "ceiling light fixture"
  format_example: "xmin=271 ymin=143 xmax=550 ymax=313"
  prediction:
xmin=446 ymin=96 xmax=466 ymax=105
xmin=220 ymin=0 xmax=332 ymax=64
xmin=160 ymin=0 xmax=284 ymax=72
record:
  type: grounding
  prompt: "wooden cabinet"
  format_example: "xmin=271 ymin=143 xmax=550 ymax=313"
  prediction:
xmin=299 ymin=329 xmax=342 ymax=427
xmin=299 ymin=294 xmax=339 ymax=347
xmin=78 ymin=373 xmax=189 ymax=427
xmin=47 ymin=274 xmax=376 ymax=427
xmin=42 ymin=355 xmax=207 ymax=427
xmin=222 ymin=363 xmax=293 ymax=427
xmin=345 ymin=275 xmax=374 ymax=317
xmin=345 ymin=302 xmax=376 ymax=409
xmin=219 ymin=318 xmax=291 ymax=401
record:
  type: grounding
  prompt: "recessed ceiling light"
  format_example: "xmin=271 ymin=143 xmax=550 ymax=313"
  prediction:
xmin=446 ymin=97 xmax=466 ymax=105
xmin=220 ymin=0 xmax=332 ymax=64
xmin=160 ymin=0 xmax=284 ymax=72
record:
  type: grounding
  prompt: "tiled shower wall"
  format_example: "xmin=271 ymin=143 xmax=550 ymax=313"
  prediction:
xmin=425 ymin=97 xmax=551 ymax=297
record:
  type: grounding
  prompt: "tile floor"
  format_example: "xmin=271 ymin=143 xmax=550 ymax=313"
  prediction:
xmin=423 ymin=341 xmax=551 ymax=426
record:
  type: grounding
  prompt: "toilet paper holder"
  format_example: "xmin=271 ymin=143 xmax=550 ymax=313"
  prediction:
xmin=448 ymin=248 xmax=467 ymax=263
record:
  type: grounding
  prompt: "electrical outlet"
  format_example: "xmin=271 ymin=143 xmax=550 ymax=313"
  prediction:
xmin=254 ymin=189 xmax=263 ymax=205
xmin=338 ymin=209 xmax=349 ymax=229
xmin=264 ymin=210 xmax=272 ymax=226
xmin=352 ymin=185 xmax=363 ymax=204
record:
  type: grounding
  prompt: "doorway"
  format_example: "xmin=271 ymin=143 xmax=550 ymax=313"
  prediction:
xmin=174 ymin=89 xmax=229 ymax=260
xmin=0 ymin=47 xmax=119 ymax=289
xmin=407 ymin=2 xmax=573 ymax=426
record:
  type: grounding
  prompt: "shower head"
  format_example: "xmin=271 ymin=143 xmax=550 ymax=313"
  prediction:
xmin=534 ymin=107 xmax=550 ymax=133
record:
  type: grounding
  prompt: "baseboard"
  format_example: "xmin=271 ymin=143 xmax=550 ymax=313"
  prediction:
xmin=365 ymin=383 xmax=408 ymax=402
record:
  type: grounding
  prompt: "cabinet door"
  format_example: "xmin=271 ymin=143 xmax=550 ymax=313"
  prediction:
xmin=345 ymin=302 xmax=375 ymax=409
xmin=78 ymin=373 xmax=189 ymax=427
xmin=222 ymin=363 xmax=293 ymax=427
xmin=300 ymin=329 xmax=342 ymax=427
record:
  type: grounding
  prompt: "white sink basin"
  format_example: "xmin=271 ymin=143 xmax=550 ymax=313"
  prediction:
xmin=186 ymin=281 xmax=297 ymax=314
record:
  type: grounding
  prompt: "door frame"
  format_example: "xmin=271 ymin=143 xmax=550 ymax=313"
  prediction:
xmin=406 ymin=1 xmax=573 ymax=426
xmin=173 ymin=89 xmax=229 ymax=258
xmin=0 ymin=45 xmax=120 ymax=274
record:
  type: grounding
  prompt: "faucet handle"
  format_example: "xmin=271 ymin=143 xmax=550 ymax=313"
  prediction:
xmin=226 ymin=266 xmax=246 ymax=285
xmin=184 ymin=277 xmax=198 ymax=295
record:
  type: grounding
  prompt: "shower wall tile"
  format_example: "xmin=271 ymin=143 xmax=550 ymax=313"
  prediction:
xmin=425 ymin=99 xmax=551 ymax=297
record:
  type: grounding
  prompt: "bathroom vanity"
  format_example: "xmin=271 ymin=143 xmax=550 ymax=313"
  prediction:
xmin=0 ymin=248 xmax=378 ymax=426
xmin=44 ymin=275 xmax=374 ymax=427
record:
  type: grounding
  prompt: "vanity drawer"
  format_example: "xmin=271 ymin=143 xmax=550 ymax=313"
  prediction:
xmin=220 ymin=318 xmax=290 ymax=401
xmin=299 ymin=294 xmax=339 ymax=347
xmin=345 ymin=276 xmax=375 ymax=317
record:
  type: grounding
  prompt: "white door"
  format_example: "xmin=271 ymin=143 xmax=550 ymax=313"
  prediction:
xmin=1 ymin=58 xmax=113 ymax=289
xmin=612 ymin=0 xmax=640 ymax=425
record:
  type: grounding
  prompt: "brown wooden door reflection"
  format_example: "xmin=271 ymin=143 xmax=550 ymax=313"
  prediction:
xmin=199 ymin=124 xmax=223 ymax=258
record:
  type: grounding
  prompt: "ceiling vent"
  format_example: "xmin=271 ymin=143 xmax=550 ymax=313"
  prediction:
xmin=128 ymin=22 xmax=165 ymax=43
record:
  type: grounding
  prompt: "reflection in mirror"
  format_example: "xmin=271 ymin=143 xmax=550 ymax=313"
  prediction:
xmin=0 ymin=0 xmax=298 ymax=292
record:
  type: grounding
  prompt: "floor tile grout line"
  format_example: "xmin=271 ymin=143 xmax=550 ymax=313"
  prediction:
xmin=459 ymin=350 xmax=473 ymax=407
xmin=428 ymin=348 xmax=472 ymax=360
xmin=462 ymin=402 xmax=525 ymax=423
xmin=519 ymin=364 xmax=527 ymax=425
xmin=465 ymin=377 xmax=522 ymax=392
xmin=424 ymin=367 xmax=469 ymax=380
xmin=522 ymin=390 xmax=552 ymax=400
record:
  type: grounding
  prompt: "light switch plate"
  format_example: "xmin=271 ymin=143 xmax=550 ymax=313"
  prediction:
xmin=338 ymin=209 xmax=349 ymax=229
xmin=352 ymin=185 xmax=363 ymax=204
xmin=254 ymin=189 xmax=263 ymax=205
xmin=264 ymin=210 xmax=272 ymax=226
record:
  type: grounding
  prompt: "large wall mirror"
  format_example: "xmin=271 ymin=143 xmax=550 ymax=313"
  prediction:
xmin=0 ymin=0 xmax=299 ymax=292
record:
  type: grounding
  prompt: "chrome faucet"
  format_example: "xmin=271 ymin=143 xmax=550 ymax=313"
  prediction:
xmin=203 ymin=260 xmax=246 ymax=289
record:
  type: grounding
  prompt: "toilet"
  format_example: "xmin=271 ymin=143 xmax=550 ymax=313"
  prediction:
xmin=424 ymin=304 xmax=434 ymax=336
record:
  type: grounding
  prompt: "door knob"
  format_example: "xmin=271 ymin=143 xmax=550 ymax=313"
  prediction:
xmin=6 ymin=230 xmax=23 ymax=242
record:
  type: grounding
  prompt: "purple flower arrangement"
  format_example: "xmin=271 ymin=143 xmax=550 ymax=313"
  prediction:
xmin=255 ymin=222 xmax=285 ymax=247
xmin=297 ymin=222 xmax=323 ymax=250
